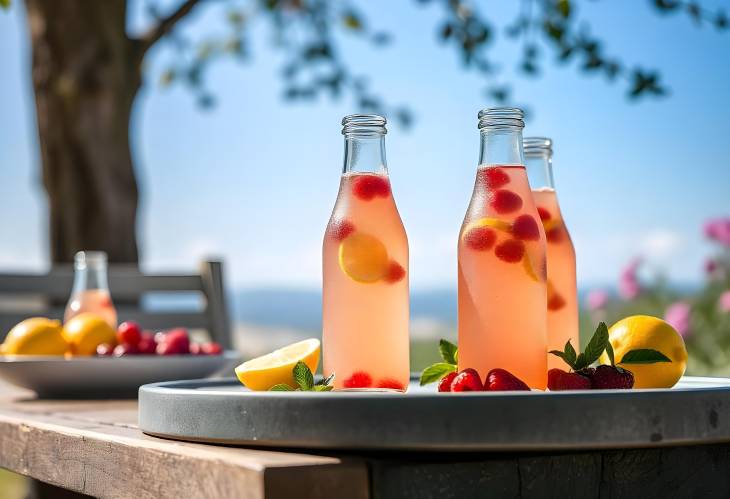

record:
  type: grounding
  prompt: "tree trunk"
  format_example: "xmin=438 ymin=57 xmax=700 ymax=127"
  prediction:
xmin=26 ymin=0 xmax=141 ymax=264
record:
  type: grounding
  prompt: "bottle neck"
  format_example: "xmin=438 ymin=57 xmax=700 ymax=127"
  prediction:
xmin=343 ymin=135 xmax=388 ymax=174
xmin=72 ymin=262 xmax=110 ymax=293
xmin=479 ymin=129 xmax=524 ymax=167
xmin=525 ymin=152 xmax=555 ymax=190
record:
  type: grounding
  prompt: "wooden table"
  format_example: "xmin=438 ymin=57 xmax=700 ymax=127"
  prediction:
xmin=2 ymin=381 xmax=730 ymax=499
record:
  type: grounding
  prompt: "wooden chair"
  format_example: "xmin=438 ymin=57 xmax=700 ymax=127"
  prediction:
xmin=0 ymin=260 xmax=232 ymax=349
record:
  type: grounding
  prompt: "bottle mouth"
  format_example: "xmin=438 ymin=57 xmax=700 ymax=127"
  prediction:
xmin=74 ymin=251 xmax=108 ymax=268
xmin=523 ymin=136 xmax=553 ymax=156
xmin=477 ymin=107 xmax=525 ymax=131
xmin=342 ymin=114 xmax=387 ymax=137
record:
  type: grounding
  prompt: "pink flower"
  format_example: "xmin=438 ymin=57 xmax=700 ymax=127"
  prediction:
xmin=704 ymin=218 xmax=730 ymax=247
xmin=705 ymin=259 xmax=718 ymax=275
xmin=665 ymin=302 xmax=691 ymax=338
xmin=587 ymin=290 xmax=609 ymax=311
xmin=619 ymin=258 xmax=642 ymax=300
xmin=719 ymin=291 xmax=730 ymax=313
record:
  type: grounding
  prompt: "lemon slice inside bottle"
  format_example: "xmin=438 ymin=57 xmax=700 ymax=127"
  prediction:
xmin=462 ymin=217 xmax=512 ymax=238
xmin=338 ymin=233 xmax=390 ymax=283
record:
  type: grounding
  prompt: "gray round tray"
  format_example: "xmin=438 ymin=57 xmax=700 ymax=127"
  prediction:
xmin=138 ymin=376 xmax=730 ymax=451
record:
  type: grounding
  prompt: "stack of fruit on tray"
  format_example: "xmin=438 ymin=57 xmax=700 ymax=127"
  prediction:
xmin=0 ymin=314 xmax=222 ymax=358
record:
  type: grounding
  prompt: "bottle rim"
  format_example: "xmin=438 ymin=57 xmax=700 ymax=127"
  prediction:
xmin=342 ymin=114 xmax=387 ymax=137
xmin=523 ymin=136 xmax=553 ymax=156
xmin=477 ymin=107 xmax=525 ymax=131
xmin=74 ymin=251 xmax=108 ymax=268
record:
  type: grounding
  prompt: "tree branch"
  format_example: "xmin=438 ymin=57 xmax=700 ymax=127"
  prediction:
xmin=138 ymin=0 xmax=203 ymax=56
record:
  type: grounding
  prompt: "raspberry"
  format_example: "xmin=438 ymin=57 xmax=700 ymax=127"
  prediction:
xmin=494 ymin=239 xmax=525 ymax=263
xmin=450 ymin=368 xmax=483 ymax=392
xmin=587 ymin=365 xmax=634 ymax=389
xmin=137 ymin=332 xmax=157 ymax=355
xmin=328 ymin=219 xmax=355 ymax=241
xmin=384 ymin=261 xmax=406 ymax=283
xmin=512 ymin=214 xmax=540 ymax=241
xmin=546 ymin=226 xmax=564 ymax=243
xmin=548 ymin=293 xmax=566 ymax=311
xmin=537 ymin=207 xmax=551 ymax=221
xmin=477 ymin=167 xmax=510 ymax=189
xmin=96 ymin=343 xmax=114 ymax=356
xmin=464 ymin=227 xmax=497 ymax=251
xmin=344 ymin=371 xmax=373 ymax=388
xmin=484 ymin=368 xmax=530 ymax=391
xmin=201 ymin=342 xmax=223 ymax=355
xmin=117 ymin=321 xmax=142 ymax=346
xmin=547 ymin=369 xmax=591 ymax=390
xmin=438 ymin=372 xmax=458 ymax=392
xmin=156 ymin=328 xmax=190 ymax=355
xmin=352 ymin=174 xmax=391 ymax=201
xmin=113 ymin=342 xmax=139 ymax=356
xmin=490 ymin=190 xmax=523 ymax=214
xmin=376 ymin=378 xmax=405 ymax=390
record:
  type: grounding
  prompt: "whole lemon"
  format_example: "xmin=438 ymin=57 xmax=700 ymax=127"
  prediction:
xmin=599 ymin=315 xmax=687 ymax=389
xmin=63 ymin=313 xmax=117 ymax=356
xmin=2 ymin=318 xmax=68 ymax=355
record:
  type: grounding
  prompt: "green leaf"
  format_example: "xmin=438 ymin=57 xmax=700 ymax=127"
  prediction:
xmin=564 ymin=340 xmax=577 ymax=366
xmin=0 ymin=0 xmax=10 ymax=10
xmin=313 ymin=385 xmax=334 ymax=392
xmin=549 ymin=349 xmax=572 ymax=368
xmin=420 ymin=363 xmax=457 ymax=386
xmin=269 ymin=384 xmax=294 ymax=391
xmin=620 ymin=349 xmax=672 ymax=364
xmin=293 ymin=361 xmax=314 ymax=391
xmin=583 ymin=322 xmax=609 ymax=366
xmin=606 ymin=340 xmax=616 ymax=366
xmin=439 ymin=339 xmax=458 ymax=365
xmin=557 ymin=0 xmax=571 ymax=18
xmin=573 ymin=353 xmax=588 ymax=371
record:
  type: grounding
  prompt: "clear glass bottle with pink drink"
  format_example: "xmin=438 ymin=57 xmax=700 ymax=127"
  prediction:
xmin=322 ymin=114 xmax=409 ymax=391
xmin=64 ymin=251 xmax=118 ymax=329
xmin=524 ymin=137 xmax=579 ymax=370
xmin=458 ymin=108 xmax=548 ymax=389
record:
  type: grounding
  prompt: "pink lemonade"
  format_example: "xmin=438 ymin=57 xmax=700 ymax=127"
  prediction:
xmin=64 ymin=251 xmax=118 ymax=329
xmin=322 ymin=115 xmax=409 ymax=391
xmin=524 ymin=137 xmax=579 ymax=370
xmin=65 ymin=289 xmax=117 ymax=329
xmin=458 ymin=109 xmax=548 ymax=390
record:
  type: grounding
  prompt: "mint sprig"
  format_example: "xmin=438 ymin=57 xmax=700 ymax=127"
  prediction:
xmin=420 ymin=339 xmax=458 ymax=385
xmin=268 ymin=361 xmax=335 ymax=391
xmin=550 ymin=322 xmax=672 ymax=372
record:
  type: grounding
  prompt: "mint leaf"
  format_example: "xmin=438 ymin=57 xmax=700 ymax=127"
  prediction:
xmin=573 ymin=353 xmax=588 ymax=371
xmin=549 ymin=349 xmax=573 ymax=369
xmin=606 ymin=341 xmax=615 ymax=366
xmin=583 ymin=322 xmax=609 ymax=366
xmin=564 ymin=340 xmax=577 ymax=366
xmin=269 ymin=384 xmax=294 ymax=391
xmin=620 ymin=349 xmax=671 ymax=364
xmin=293 ymin=361 xmax=314 ymax=390
xmin=420 ymin=362 xmax=457 ymax=385
xmin=313 ymin=385 xmax=334 ymax=392
xmin=439 ymin=339 xmax=458 ymax=365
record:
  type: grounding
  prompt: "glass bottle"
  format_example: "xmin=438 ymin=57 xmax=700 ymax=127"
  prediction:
xmin=322 ymin=114 xmax=410 ymax=391
xmin=64 ymin=251 xmax=118 ymax=328
xmin=524 ymin=137 xmax=579 ymax=370
xmin=458 ymin=108 xmax=548 ymax=389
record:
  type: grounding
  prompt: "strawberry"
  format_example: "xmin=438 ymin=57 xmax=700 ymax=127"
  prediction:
xmin=344 ymin=371 xmax=373 ymax=388
xmin=464 ymin=227 xmax=497 ymax=251
xmin=587 ymin=365 xmax=634 ymax=389
xmin=384 ymin=261 xmax=406 ymax=283
xmin=490 ymin=190 xmax=523 ymax=214
xmin=494 ymin=239 xmax=525 ymax=263
xmin=477 ymin=167 xmax=510 ymax=189
xmin=484 ymin=368 xmax=530 ymax=391
xmin=450 ymin=368 xmax=483 ymax=392
xmin=547 ymin=369 xmax=591 ymax=390
xmin=438 ymin=372 xmax=458 ymax=392
xmin=512 ymin=214 xmax=540 ymax=241
xmin=328 ymin=219 xmax=355 ymax=241
xmin=376 ymin=378 xmax=405 ymax=390
xmin=352 ymin=174 xmax=391 ymax=201
xmin=537 ymin=207 xmax=551 ymax=221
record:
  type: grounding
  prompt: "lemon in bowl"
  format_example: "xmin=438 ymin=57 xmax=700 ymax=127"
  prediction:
xmin=600 ymin=315 xmax=687 ymax=389
xmin=1 ymin=317 xmax=68 ymax=355
xmin=63 ymin=313 xmax=117 ymax=356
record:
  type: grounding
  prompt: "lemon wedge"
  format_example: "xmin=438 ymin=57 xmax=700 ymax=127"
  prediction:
xmin=338 ymin=233 xmax=389 ymax=283
xmin=235 ymin=338 xmax=320 ymax=391
xmin=462 ymin=217 xmax=512 ymax=236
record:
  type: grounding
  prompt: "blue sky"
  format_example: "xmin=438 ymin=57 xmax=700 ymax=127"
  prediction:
xmin=1 ymin=0 xmax=728 ymax=291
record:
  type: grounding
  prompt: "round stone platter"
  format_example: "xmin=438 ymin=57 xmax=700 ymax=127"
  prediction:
xmin=138 ymin=376 xmax=730 ymax=452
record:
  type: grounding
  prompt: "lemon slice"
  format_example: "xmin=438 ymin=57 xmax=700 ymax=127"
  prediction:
xmin=463 ymin=217 xmax=512 ymax=238
xmin=338 ymin=233 xmax=389 ymax=283
xmin=235 ymin=338 xmax=320 ymax=391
